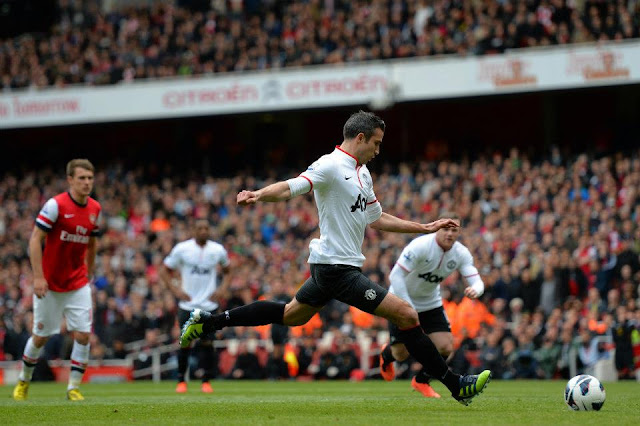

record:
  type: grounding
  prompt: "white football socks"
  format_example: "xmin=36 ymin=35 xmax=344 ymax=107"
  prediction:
xmin=68 ymin=341 xmax=90 ymax=391
xmin=18 ymin=337 xmax=44 ymax=382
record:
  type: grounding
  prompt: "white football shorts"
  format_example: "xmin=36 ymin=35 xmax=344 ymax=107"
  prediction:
xmin=32 ymin=284 xmax=92 ymax=336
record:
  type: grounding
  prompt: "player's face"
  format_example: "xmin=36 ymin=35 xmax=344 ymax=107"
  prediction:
xmin=194 ymin=221 xmax=210 ymax=242
xmin=68 ymin=167 xmax=94 ymax=197
xmin=436 ymin=219 xmax=461 ymax=250
xmin=359 ymin=128 xmax=384 ymax=164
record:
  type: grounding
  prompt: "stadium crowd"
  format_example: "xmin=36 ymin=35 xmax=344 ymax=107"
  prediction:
xmin=1 ymin=146 xmax=639 ymax=382
xmin=1 ymin=0 xmax=640 ymax=90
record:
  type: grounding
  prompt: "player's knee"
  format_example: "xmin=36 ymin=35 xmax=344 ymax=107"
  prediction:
xmin=32 ymin=335 xmax=49 ymax=348
xmin=439 ymin=342 xmax=454 ymax=358
xmin=282 ymin=303 xmax=310 ymax=326
xmin=74 ymin=332 xmax=90 ymax=345
xmin=283 ymin=315 xmax=309 ymax=327
xmin=394 ymin=303 xmax=419 ymax=329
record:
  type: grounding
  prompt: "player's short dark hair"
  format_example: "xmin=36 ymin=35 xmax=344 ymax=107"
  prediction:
xmin=343 ymin=110 xmax=385 ymax=140
xmin=66 ymin=159 xmax=94 ymax=177
xmin=194 ymin=219 xmax=211 ymax=227
xmin=439 ymin=211 xmax=460 ymax=222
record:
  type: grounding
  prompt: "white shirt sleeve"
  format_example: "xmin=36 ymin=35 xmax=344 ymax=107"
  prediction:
xmin=164 ymin=244 xmax=183 ymax=270
xmin=35 ymin=198 xmax=58 ymax=232
xmin=286 ymin=176 xmax=312 ymax=197
xmin=389 ymin=264 xmax=414 ymax=308
xmin=299 ymin=157 xmax=335 ymax=192
xmin=218 ymin=246 xmax=231 ymax=268
xmin=459 ymin=248 xmax=484 ymax=296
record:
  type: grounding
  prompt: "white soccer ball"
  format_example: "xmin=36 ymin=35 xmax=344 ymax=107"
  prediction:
xmin=564 ymin=374 xmax=606 ymax=411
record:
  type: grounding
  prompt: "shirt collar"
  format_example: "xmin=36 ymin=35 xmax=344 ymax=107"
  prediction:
xmin=334 ymin=145 xmax=360 ymax=167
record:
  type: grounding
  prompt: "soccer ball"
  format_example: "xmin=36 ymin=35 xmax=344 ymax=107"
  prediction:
xmin=564 ymin=374 xmax=606 ymax=411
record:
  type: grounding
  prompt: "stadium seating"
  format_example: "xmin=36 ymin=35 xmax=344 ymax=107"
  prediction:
xmin=1 ymin=0 xmax=639 ymax=89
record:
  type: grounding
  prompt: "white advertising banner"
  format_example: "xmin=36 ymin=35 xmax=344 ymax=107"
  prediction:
xmin=399 ymin=41 xmax=639 ymax=100
xmin=0 ymin=41 xmax=638 ymax=129
xmin=0 ymin=65 xmax=391 ymax=129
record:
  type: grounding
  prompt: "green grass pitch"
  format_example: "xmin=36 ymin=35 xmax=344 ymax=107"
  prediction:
xmin=2 ymin=380 xmax=639 ymax=425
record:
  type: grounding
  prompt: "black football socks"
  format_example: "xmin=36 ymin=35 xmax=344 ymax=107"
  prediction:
xmin=381 ymin=343 xmax=395 ymax=366
xmin=397 ymin=326 xmax=460 ymax=394
xmin=414 ymin=369 xmax=432 ymax=384
xmin=177 ymin=347 xmax=190 ymax=382
xmin=204 ymin=301 xmax=286 ymax=333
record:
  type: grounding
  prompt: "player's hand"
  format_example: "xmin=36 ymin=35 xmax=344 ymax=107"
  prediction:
xmin=237 ymin=190 xmax=259 ymax=206
xmin=423 ymin=218 xmax=459 ymax=233
xmin=33 ymin=277 xmax=49 ymax=298
xmin=464 ymin=287 xmax=480 ymax=299
xmin=174 ymin=289 xmax=191 ymax=301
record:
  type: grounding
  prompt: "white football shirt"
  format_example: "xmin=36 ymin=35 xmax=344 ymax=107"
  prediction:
xmin=163 ymin=239 xmax=230 ymax=312
xmin=390 ymin=233 xmax=483 ymax=312
xmin=296 ymin=146 xmax=382 ymax=267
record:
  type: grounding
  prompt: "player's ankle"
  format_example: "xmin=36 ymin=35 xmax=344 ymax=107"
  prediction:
xmin=414 ymin=370 xmax=431 ymax=384
xmin=440 ymin=370 xmax=461 ymax=394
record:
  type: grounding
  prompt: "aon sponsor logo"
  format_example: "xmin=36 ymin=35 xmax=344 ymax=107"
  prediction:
xmin=350 ymin=194 xmax=368 ymax=212
xmin=418 ymin=272 xmax=444 ymax=283
xmin=191 ymin=265 xmax=212 ymax=275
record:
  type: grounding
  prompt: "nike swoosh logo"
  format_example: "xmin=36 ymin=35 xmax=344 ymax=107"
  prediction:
xmin=64 ymin=214 xmax=75 ymax=218
xmin=345 ymin=176 xmax=352 ymax=180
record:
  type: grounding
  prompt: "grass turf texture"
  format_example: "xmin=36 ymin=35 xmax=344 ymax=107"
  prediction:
xmin=2 ymin=380 xmax=639 ymax=425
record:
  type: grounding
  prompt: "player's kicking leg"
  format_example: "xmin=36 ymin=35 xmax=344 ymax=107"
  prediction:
xmin=409 ymin=330 xmax=453 ymax=399
xmin=374 ymin=293 xmax=491 ymax=405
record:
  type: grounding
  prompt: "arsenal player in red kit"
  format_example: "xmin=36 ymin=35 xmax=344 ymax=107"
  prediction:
xmin=13 ymin=159 xmax=101 ymax=401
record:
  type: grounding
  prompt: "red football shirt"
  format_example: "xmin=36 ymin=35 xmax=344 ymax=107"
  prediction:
xmin=35 ymin=192 xmax=101 ymax=292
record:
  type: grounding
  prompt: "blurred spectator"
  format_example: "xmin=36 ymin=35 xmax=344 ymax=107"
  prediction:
xmin=612 ymin=306 xmax=636 ymax=379
xmin=534 ymin=328 xmax=561 ymax=379
xmin=264 ymin=343 xmax=289 ymax=380
xmin=229 ymin=341 xmax=263 ymax=380
xmin=577 ymin=329 xmax=610 ymax=375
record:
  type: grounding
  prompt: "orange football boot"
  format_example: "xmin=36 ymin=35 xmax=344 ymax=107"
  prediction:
xmin=379 ymin=344 xmax=395 ymax=382
xmin=411 ymin=376 xmax=441 ymax=398
xmin=175 ymin=381 xmax=188 ymax=393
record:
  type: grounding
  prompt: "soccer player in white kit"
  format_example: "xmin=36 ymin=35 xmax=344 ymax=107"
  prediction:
xmin=379 ymin=213 xmax=485 ymax=399
xmin=181 ymin=111 xmax=491 ymax=405
xmin=160 ymin=219 xmax=231 ymax=394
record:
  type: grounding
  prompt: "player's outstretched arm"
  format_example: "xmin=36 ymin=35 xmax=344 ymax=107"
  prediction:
xmin=237 ymin=181 xmax=292 ymax=205
xmin=370 ymin=213 xmax=459 ymax=234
